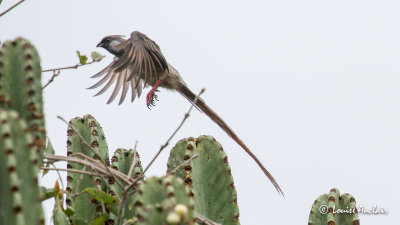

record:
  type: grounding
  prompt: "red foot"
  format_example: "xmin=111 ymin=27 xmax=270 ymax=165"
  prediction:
xmin=146 ymin=79 xmax=163 ymax=108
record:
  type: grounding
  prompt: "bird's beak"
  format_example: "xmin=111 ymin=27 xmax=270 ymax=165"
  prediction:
xmin=96 ymin=42 xmax=103 ymax=48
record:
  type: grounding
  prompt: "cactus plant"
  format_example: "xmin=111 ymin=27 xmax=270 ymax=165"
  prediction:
xmin=167 ymin=135 xmax=240 ymax=225
xmin=109 ymin=148 xmax=144 ymax=220
xmin=0 ymin=38 xmax=46 ymax=160
xmin=308 ymin=188 xmax=360 ymax=225
xmin=0 ymin=110 xmax=44 ymax=225
xmin=65 ymin=114 xmax=110 ymax=225
xmin=133 ymin=176 xmax=195 ymax=225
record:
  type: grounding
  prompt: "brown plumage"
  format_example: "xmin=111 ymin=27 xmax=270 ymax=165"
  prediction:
xmin=90 ymin=31 xmax=284 ymax=195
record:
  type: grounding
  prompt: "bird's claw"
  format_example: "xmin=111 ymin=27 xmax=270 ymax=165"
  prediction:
xmin=146 ymin=89 xmax=159 ymax=109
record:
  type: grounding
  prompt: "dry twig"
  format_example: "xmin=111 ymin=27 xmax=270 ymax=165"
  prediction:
xmin=42 ymin=60 xmax=97 ymax=89
xmin=165 ymin=154 xmax=199 ymax=176
xmin=195 ymin=213 xmax=222 ymax=225
xmin=50 ymin=162 xmax=64 ymax=191
xmin=44 ymin=154 xmax=130 ymax=184
xmin=0 ymin=0 xmax=26 ymax=17
xmin=40 ymin=167 xmax=103 ymax=177
xmin=142 ymin=88 xmax=205 ymax=175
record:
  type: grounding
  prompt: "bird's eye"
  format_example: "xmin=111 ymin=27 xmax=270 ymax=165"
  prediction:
xmin=105 ymin=39 xmax=110 ymax=43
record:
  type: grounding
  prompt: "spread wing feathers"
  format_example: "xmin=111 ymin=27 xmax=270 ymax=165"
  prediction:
xmin=89 ymin=31 xmax=168 ymax=105
xmin=88 ymin=64 xmax=143 ymax=105
xmin=111 ymin=31 xmax=169 ymax=86
xmin=91 ymin=58 xmax=118 ymax=78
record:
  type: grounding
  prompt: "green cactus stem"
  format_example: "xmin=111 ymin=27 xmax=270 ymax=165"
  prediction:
xmin=133 ymin=176 xmax=195 ymax=225
xmin=0 ymin=110 xmax=44 ymax=225
xmin=109 ymin=148 xmax=144 ymax=221
xmin=308 ymin=188 xmax=360 ymax=225
xmin=0 ymin=38 xmax=46 ymax=160
xmin=167 ymin=135 xmax=240 ymax=225
xmin=65 ymin=114 xmax=110 ymax=224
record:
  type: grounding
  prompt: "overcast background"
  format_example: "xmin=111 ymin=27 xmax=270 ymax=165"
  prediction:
xmin=1 ymin=0 xmax=399 ymax=224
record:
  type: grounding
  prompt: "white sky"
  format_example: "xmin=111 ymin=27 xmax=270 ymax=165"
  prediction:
xmin=1 ymin=0 xmax=399 ymax=224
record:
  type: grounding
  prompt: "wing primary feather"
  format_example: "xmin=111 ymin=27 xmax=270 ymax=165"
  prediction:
xmin=132 ymin=74 xmax=141 ymax=90
xmin=119 ymin=70 xmax=129 ymax=105
xmin=94 ymin=72 xmax=119 ymax=96
xmin=142 ymin=51 xmax=149 ymax=86
xmin=91 ymin=58 xmax=117 ymax=78
xmin=127 ymin=47 xmax=139 ymax=81
xmin=137 ymin=80 xmax=143 ymax=97
xmin=147 ymin=53 xmax=156 ymax=83
xmin=88 ymin=71 xmax=113 ymax=89
xmin=130 ymin=79 xmax=137 ymax=102
xmin=136 ymin=47 xmax=144 ymax=83
xmin=107 ymin=71 xmax=124 ymax=104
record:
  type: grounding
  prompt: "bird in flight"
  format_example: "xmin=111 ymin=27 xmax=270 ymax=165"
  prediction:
xmin=89 ymin=31 xmax=283 ymax=195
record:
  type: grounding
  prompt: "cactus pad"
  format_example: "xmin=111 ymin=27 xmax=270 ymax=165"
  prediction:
xmin=0 ymin=38 xmax=46 ymax=160
xmin=65 ymin=114 xmax=110 ymax=224
xmin=133 ymin=176 xmax=195 ymax=225
xmin=308 ymin=188 xmax=360 ymax=225
xmin=109 ymin=148 xmax=144 ymax=221
xmin=168 ymin=135 xmax=240 ymax=225
xmin=0 ymin=110 xmax=44 ymax=225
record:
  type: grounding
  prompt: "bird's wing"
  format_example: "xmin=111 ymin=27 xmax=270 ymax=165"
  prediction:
xmin=88 ymin=57 xmax=143 ymax=105
xmin=111 ymin=31 xmax=169 ymax=85
xmin=89 ymin=31 xmax=169 ymax=105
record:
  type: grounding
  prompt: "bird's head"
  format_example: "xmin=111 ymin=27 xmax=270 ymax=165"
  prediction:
xmin=96 ymin=35 xmax=126 ymax=57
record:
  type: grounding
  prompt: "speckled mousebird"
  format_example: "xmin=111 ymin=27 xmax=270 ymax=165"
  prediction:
xmin=89 ymin=31 xmax=283 ymax=195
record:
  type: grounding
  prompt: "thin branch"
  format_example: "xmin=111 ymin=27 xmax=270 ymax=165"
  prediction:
xmin=40 ymin=167 xmax=103 ymax=177
xmin=42 ymin=60 xmax=97 ymax=89
xmin=44 ymin=154 xmax=130 ymax=184
xmin=42 ymin=60 xmax=96 ymax=72
xmin=195 ymin=213 xmax=222 ymax=225
xmin=71 ymin=152 xmax=104 ymax=164
xmin=127 ymin=151 xmax=138 ymax=180
xmin=116 ymin=174 xmax=144 ymax=225
xmin=0 ymin=0 xmax=25 ymax=17
xmin=50 ymin=162 xmax=64 ymax=191
xmin=41 ymin=70 xmax=60 ymax=89
xmin=66 ymin=189 xmax=86 ymax=198
xmin=73 ymin=152 xmax=125 ymax=190
xmin=90 ymin=173 xmax=107 ymax=215
xmin=142 ymin=88 xmax=205 ymax=175
xmin=71 ymin=152 xmax=124 ymax=187
xmin=165 ymin=154 xmax=198 ymax=176
xmin=56 ymin=116 xmax=93 ymax=150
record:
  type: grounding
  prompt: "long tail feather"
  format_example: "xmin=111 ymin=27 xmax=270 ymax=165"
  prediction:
xmin=176 ymin=82 xmax=284 ymax=195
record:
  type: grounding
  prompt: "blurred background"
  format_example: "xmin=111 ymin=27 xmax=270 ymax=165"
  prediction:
xmin=1 ymin=0 xmax=399 ymax=224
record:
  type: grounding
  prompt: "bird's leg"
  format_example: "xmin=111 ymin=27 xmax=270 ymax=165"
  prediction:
xmin=146 ymin=79 xmax=163 ymax=108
